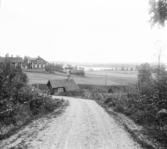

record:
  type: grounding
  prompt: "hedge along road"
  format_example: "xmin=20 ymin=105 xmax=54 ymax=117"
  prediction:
xmin=1 ymin=96 xmax=142 ymax=149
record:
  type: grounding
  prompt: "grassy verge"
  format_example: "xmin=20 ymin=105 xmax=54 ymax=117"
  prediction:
xmin=0 ymin=99 xmax=69 ymax=149
xmin=0 ymin=95 xmax=68 ymax=141
xmin=96 ymin=94 xmax=167 ymax=149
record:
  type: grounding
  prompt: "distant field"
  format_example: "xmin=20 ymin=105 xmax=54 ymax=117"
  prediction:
xmin=26 ymin=70 xmax=137 ymax=86
xmin=86 ymin=70 xmax=137 ymax=79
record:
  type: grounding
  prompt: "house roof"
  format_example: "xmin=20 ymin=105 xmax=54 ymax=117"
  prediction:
xmin=0 ymin=57 xmax=23 ymax=63
xmin=28 ymin=57 xmax=48 ymax=63
xmin=46 ymin=79 xmax=80 ymax=91
xmin=28 ymin=58 xmax=36 ymax=61
xmin=70 ymin=70 xmax=84 ymax=73
xmin=0 ymin=57 xmax=6 ymax=63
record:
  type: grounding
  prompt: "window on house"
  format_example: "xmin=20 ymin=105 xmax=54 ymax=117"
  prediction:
xmin=58 ymin=88 xmax=64 ymax=93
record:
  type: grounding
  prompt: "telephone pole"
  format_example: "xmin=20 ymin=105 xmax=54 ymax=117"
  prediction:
xmin=105 ymin=70 xmax=107 ymax=88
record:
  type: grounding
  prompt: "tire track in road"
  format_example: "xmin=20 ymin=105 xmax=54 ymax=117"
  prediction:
xmin=83 ymin=99 xmax=141 ymax=149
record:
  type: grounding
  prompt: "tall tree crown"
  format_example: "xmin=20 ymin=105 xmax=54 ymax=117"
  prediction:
xmin=149 ymin=0 xmax=167 ymax=26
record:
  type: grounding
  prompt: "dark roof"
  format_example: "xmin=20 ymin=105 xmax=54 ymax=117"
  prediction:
xmin=28 ymin=57 xmax=48 ymax=63
xmin=0 ymin=57 xmax=23 ymax=63
xmin=70 ymin=70 xmax=84 ymax=73
xmin=47 ymin=79 xmax=80 ymax=91
xmin=0 ymin=57 xmax=6 ymax=63
xmin=28 ymin=58 xmax=36 ymax=61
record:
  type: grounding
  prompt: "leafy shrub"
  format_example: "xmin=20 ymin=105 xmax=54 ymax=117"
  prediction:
xmin=99 ymin=63 xmax=167 ymax=147
xmin=45 ymin=63 xmax=64 ymax=72
xmin=86 ymin=63 xmax=167 ymax=147
xmin=0 ymin=61 xmax=66 ymax=139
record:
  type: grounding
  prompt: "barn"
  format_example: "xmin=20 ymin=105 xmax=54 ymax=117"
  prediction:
xmin=46 ymin=78 xmax=80 ymax=95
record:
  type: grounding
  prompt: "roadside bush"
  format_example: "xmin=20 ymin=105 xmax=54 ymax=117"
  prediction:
xmin=42 ymin=96 xmax=64 ymax=112
xmin=0 ymin=62 xmax=66 ymax=139
xmin=98 ymin=63 xmax=167 ymax=147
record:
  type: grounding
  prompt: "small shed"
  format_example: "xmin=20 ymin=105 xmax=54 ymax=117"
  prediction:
xmin=46 ymin=79 xmax=80 ymax=95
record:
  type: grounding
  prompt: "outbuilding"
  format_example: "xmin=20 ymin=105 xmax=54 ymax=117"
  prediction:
xmin=0 ymin=57 xmax=23 ymax=68
xmin=46 ymin=78 xmax=80 ymax=95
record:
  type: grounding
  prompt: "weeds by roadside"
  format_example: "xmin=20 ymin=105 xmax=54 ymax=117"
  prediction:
xmin=0 ymin=61 xmax=69 ymax=141
xmin=90 ymin=63 xmax=167 ymax=149
xmin=0 ymin=94 xmax=67 ymax=141
xmin=0 ymin=100 xmax=69 ymax=149
xmin=95 ymin=92 xmax=167 ymax=149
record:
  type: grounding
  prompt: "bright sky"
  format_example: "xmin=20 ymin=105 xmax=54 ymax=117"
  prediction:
xmin=1 ymin=0 xmax=167 ymax=63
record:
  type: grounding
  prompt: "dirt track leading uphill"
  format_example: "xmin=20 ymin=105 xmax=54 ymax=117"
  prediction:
xmin=0 ymin=96 xmax=141 ymax=149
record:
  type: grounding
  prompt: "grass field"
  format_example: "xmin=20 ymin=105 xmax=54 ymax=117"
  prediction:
xmin=26 ymin=70 xmax=137 ymax=86
xmin=86 ymin=70 xmax=137 ymax=78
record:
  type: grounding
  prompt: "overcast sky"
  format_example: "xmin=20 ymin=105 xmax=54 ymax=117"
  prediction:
xmin=0 ymin=0 xmax=167 ymax=63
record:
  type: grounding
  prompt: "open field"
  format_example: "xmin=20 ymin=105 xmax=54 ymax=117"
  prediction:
xmin=86 ymin=70 xmax=137 ymax=78
xmin=26 ymin=70 xmax=137 ymax=86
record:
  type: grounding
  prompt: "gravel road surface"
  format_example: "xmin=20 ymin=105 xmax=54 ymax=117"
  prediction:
xmin=0 ymin=96 xmax=141 ymax=149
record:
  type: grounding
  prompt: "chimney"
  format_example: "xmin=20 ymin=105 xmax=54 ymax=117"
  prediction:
xmin=67 ymin=74 xmax=71 ymax=81
xmin=67 ymin=69 xmax=71 ymax=81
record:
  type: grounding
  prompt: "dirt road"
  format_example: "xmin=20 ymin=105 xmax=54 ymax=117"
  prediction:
xmin=0 ymin=96 xmax=141 ymax=149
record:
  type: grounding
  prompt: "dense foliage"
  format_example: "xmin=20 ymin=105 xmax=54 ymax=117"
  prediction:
xmin=22 ymin=56 xmax=29 ymax=68
xmin=137 ymin=63 xmax=154 ymax=95
xmin=0 ymin=62 xmax=65 ymax=138
xmin=149 ymin=0 xmax=167 ymax=26
xmin=45 ymin=63 xmax=64 ymax=72
xmin=96 ymin=63 xmax=167 ymax=147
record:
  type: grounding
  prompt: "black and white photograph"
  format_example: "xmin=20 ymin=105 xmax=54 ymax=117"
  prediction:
xmin=0 ymin=0 xmax=167 ymax=148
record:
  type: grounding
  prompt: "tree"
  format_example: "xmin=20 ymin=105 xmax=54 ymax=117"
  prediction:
xmin=66 ymin=64 xmax=74 ymax=70
xmin=130 ymin=68 xmax=134 ymax=71
xmin=45 ymin=63 xmax=64 ymax=72
xmin=149 ymin=0 xmax=167 ymax=26
xmin=138 ymin=63 xmax=152 ymax=83
xmin=137 ymin=63 xmax=153 ymax=95
xmin=54 ymin=63 xmax=64 ymax=72
xmin=23 ymin=56 xmax=29 ymax=67
xmin=0 ymin=61 xmax=28 ymax=115
xmin=5 ymin=53 xmax=9 ymax=57
xmin=121 ymin=66 xmax=125 ymax=71
xmin=73 ymin=65 xmax=78 ymax=70
xmin=153 ymin=64 xmax=166 ymax=80
xmin=152 ymin=40 xmax=165 ymax=79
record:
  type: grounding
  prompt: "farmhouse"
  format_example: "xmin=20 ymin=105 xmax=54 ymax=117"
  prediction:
xmin=28 ymin=56 xmax=48 ymax=69
xmin=46 ymin=78 xmax=80 ymax=95
xmin=0 ymin=57 xmax=23 ymax=67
